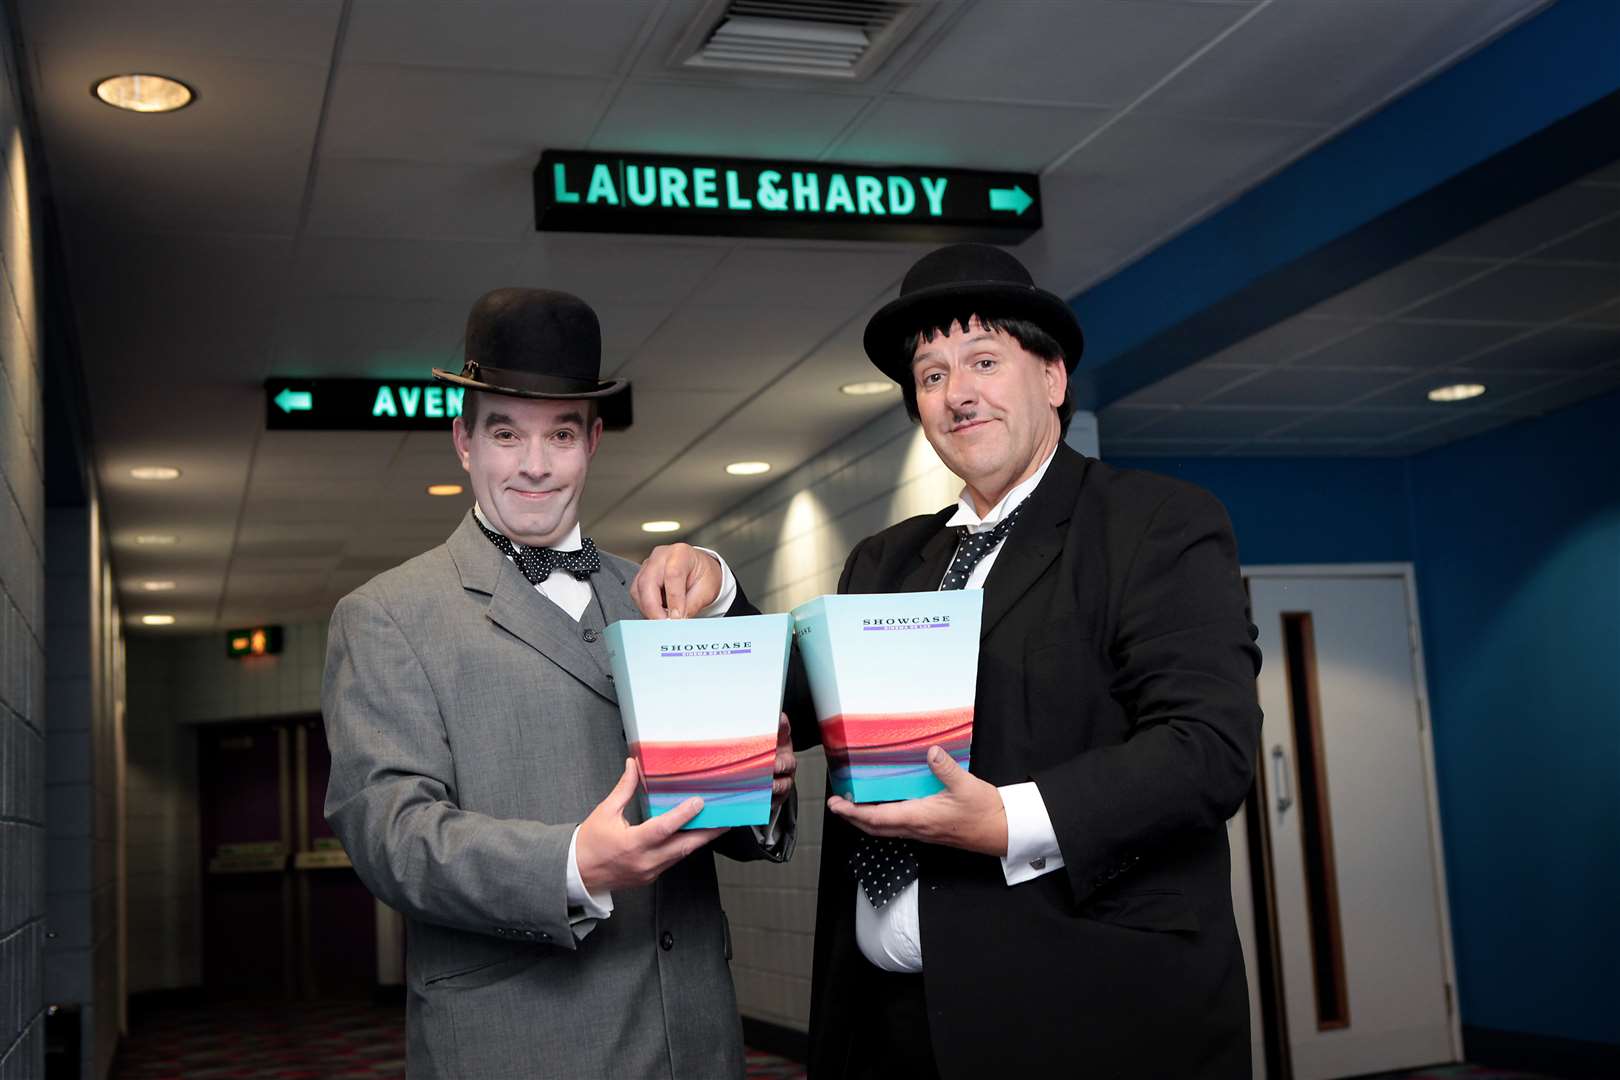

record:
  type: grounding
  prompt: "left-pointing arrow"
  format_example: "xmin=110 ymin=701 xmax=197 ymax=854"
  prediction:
xmin=275 ymin=388 xmax=313 ymax=414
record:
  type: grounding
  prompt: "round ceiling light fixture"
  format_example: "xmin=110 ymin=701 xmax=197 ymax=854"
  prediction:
xmin=130 ymin=465 xmax=182 ymax=481
xmin=725 ymin=461 xmax=771 ymax=476
xmin=640 ymin=520 xmax=681 ymax=534
xmin=840 ymin=380 xmax=897 ymax=397
xmin=134 ymin=534 xmax=177 ymax=546
xmin=139 ymin=580 xmax=176 ymax=592
xmin=1426 ymin=383 xmax=1487 ymax=403
xmin=94 ymin=74 xmax=194 ymax=113
xmin=141 ymin=614 xmax=176 ymax=626
xmin=426 ymin=483 xmax=464 ymax=496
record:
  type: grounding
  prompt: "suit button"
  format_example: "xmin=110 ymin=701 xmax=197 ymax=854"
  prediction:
xmin=660 ymin=931 xmax=674 ymax=951
xmin=539 ymin=932 xmax=551 ymax=942
xmin=582 ymin=628 xmax=599 ymax=643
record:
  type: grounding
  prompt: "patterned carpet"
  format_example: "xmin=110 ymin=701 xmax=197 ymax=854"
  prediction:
xmin=113 ymin=998 xmax=807 ymax=1079
xmin=112 ymin=999 xmax=1546 ymax=1080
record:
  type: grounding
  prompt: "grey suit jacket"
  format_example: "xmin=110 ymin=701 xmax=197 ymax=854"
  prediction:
xmin=323 ymin=512 xmax=787 ymax=1079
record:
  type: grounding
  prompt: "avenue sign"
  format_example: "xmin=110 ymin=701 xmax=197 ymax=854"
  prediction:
xmin=265 ymin=379 xmax=462 ymax=432
xmin=534 ymin=149 xmax=1042 ymax=243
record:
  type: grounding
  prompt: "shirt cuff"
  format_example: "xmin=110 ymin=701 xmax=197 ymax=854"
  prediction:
xmin=566 ymin=825 xmax=614 ymax=938
xmin=692 ymin=547 xmax=737 ymax=618
xmin=999 ymin=781 xmax=1065 ymax=886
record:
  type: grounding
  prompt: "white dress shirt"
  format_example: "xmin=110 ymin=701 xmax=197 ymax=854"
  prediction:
xmin=471 ymin=504 xmax=739 ymax=939
xmin=855 ymin=447 xmax=1066 ymax=973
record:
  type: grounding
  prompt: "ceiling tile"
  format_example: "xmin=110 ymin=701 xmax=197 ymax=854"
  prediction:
xmin=1205 ymin=367 xmax=1386 ymax=408
xmin=1532 ymin=219 xmax=1620 ymax=265
xmin=1124 ymin=407 xmax=1312 ymax=439
xmin=345 ymin=0 xmax=661 ymax=76
xmin=1307 ymin=259 xmax=1492 ymax=320
xmin=1098 ymin=405 xmax=1176 ymax=439
xmin=834 ymin=98 xmax=1113 ymax=171
xmin=305 ymin=159 xmax=532 ymax=240
xmin=1197 ymin=317 xmax=1369 ymax=366
xmin=322 ymin=65 xmax=613 ymax=165
xmin=589 ymin=83 xmax=869 ymax=158
xmin=1056 ymin=111 xmax=1322 ymax=185
xmin=1260 ymin=409 xmax=1435 ymax=440
xmin=1406 ymin=264 xmax=1620 ymax=324
xmin=1114 ymin=364 xmax=1264 ymax=406
xmin=1350 ymin=369 xmax=1550 ymax=411
xmin=1460 ymin=326 xmax=1620 ymax=372
xmin=1430 ymin=181 xmax=1620 ymax=259
xmin=513 ymin=235 xmax=733 ymax=306
xmin=1485 ymin=364 xmax=1620 ymax=417
xmin=22 ymin=0 xmax=341 ymax=64
xmin=899 ymin=1 xmax=1246 ymax=106
xmin=291 ymin=237 xmax=526 ymax=301
xmin=1290 ymin=320 xmax=1516 ymax=369
xmin=1145 ymin=0 xmax=1544 ymax=124
xmin=619 ymin=306 xmax=848 ymax=391
xmin=686 ymin=247 xmax=915 ymax=311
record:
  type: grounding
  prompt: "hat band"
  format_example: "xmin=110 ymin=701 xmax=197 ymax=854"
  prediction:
xmin=460 ymin=361 xmax=605 ymax=396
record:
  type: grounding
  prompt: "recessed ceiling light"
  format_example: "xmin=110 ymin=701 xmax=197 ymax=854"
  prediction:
xmin=130 ymin=466 xmax=181 ymax=481
xmin=426 ymin=483 xmax=464 ymax=496
xmin=134 ymin=534 xmax=177 ymax=546
xmin=141 ymin=614 xmax=176 ymax=626
xmin=1427 ymin=383 xmax=1487 ymax=403
xmin=725 ymin=461 xmax=771 ymax=476
xmin=641 ymin=520 xmax=681 ymax=534
xmin=840 ymin=380 xmax=896 ymax=397
xmin=94 ymin=74 xmax=194 ymax=114
xmin=139 ymin=580 xmax=176 ymax=592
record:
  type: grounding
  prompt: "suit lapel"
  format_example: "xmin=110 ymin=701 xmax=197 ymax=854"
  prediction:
xmin=447 ymin=512 xmax=618 ymax=704
xmin=978 ymin=446 xmax=1086 ymax=639
xmin=897 ymin=512 xmax=959 ymax=594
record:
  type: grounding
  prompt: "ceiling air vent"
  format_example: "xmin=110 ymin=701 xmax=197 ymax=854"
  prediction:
xmin=675 ymin=0 xmax=933 ymax=81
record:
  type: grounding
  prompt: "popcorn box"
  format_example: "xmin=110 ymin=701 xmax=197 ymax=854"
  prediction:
xmin=790 ymin=591 xmax=983 ymax=803
xmin=604 ymin=613 xmax=792 ymax=829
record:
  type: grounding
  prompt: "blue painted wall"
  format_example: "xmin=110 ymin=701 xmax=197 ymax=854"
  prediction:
xmin=1406 ymin=390 xmax=1620 ymax=1046
xmin=1112 ymin=390 xmax=1620 ymax=1047
xmin=1105 ymin=456 xmax=1414 ymax=567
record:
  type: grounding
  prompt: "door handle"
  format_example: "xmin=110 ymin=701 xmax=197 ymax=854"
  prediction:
xmin=1272 ymin=745 xmax=1293 ymax=815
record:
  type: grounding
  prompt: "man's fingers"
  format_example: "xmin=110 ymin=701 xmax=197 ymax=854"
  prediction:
xmin=602 ymin=758 xmax=640 ymax=816
xmin=662 ymin=545 xmax=691 ymax=619
xmin=631 ymin=558 xmax=669 ymax=620
xmin=637 ymin=796 xmax=705 ymax=842
xmin=927 ymin=745 xmax=965 ymax=787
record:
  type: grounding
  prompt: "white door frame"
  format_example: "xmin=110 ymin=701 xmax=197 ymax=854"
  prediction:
xmin=1241 ymin=562 xmax=1464 ymax=1065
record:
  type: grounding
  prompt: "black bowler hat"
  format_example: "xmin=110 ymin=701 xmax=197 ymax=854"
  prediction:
xmin=433 ymin=287 xmax=632 ymax=430
xmin=863 ymin=243 xmax=1085 ymax=385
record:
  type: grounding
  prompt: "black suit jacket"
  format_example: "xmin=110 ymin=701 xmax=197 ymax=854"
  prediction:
xmin=786 ymin=446 xmax=1262 ymax=1079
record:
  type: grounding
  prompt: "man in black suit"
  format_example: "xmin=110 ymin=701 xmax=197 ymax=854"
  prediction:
xmin=789 ymin=244 xmax=1263 ymax=1078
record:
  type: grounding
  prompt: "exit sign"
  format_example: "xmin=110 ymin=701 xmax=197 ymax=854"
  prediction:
xmin=265 ymin=379 xmax=463 ymax=431
xmin=227 ymin=626 xmax=283 ymax=659
xmin=535 ymin=149 xmax=1041 ymax=243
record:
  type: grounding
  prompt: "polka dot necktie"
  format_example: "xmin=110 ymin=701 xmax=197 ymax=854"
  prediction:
xmin=474 ymin=516 xmax=602 ymax=585
xmin=850 ymin=501 xmax=1026 ymax=910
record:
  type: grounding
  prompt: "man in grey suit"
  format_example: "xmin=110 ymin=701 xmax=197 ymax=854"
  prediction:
xmin=323 ymin=288 xmax=795 ymax=1079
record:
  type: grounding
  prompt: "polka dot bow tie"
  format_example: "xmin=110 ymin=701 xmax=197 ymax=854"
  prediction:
xmin=475 ymin=516 xmax=602 ymax=585
xmin=938 ymin=500 xmax=1026 ymax=591
xmin=850 ymin=501 xmax=1027 ymax=911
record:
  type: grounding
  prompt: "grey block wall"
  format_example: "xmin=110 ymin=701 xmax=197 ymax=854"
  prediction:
xmin=0 ymin=4 xmax=45 ymax=1075
xmin=45 ymin=504 xmax=124 ymax=1080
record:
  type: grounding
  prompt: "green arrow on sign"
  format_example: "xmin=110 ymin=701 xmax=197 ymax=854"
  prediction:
xmin=988 ymin=185 xmax=1033 ymax=216
xmin=275 ymin=388 xmax=313 ymax=414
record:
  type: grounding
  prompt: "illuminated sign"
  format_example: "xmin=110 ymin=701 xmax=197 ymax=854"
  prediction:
xmin=534 ymin=149 xmax=1041 ymax=242
xmin=227 ymin=626 xmax=283 ymax=659
xmin=265 ymin=379 xmax=463 ymax=431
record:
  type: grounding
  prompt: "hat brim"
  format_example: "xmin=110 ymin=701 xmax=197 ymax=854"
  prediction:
xmin=432 ymin=370 xmax=633 ymax=430
xmin=862 ymin=282 xmax=1084 ymax=386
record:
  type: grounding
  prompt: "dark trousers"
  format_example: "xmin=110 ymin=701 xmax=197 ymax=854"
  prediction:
xmin=849 ymin=969 xmax=941 ymax=1080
